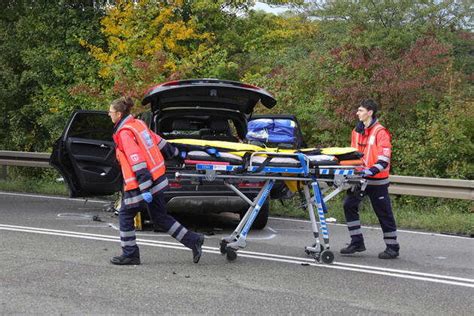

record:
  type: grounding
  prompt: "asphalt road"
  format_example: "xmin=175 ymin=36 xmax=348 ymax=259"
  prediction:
xmin=0 ymin=191 xmax=473 ymax=315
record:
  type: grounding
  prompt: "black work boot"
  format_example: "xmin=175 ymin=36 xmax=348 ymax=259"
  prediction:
xmin=110 ymin=254 xmax=141 ymax=265
xmin=191 ymin=234 xmax=205 ymax=264
xmin=378 ymin=247 xmax=399 ymax=259
xmin=340 ymin=242 xmax=366 ymax=254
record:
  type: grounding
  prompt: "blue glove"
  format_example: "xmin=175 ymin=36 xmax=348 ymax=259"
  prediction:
xmin=141 ymin=191 xmax=153 ymax=203
xmin=363 ymin=169 xmax=374 ymax=176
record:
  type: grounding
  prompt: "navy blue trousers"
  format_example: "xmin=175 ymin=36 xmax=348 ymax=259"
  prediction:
xmin=343 ymin=183 xmax=399 ymax=250
xmin=119 ymin=192 xmax=200 ymax=257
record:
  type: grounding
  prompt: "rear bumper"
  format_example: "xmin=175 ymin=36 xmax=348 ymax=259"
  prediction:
xmin=164 ymin=170 xmax=262 ymax=214
xmin=164 ymin=194 xmax=252 ymax=214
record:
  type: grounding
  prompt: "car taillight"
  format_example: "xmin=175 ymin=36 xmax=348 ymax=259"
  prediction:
xmin=169 ymin=181 xmax=182 ymax=189
xmin=161 ymin=80 xmax=180 ymax=86
xmin=237 ymin=181 xmax=265 ymax=188
xmin=238 ymin=83 xmax=259 ymax=90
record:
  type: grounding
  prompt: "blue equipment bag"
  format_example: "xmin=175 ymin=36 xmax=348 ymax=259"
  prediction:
xmin=247 ymin=119 xmax=295 ymax=144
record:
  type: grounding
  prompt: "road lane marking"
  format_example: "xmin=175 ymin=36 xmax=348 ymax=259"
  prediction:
xmin=247 ymin=226 xmax=277 ymax=240
xmin=57 ymin=213 xmax=98 ymax=219
xmin=229 ymin=254 xmax=474 ymax=288
xmin=103 ymin=221 xmax=276 ymax=240
xmin=1 ymin=223 xmax=473 ymax=288
xmin=0 ymin=191 xmax=106 ymax=204
xmin=267 ymin=227 xmax=277 ymax=233
xmin=269 ymin=217 xmax=472 ymax=239
xmin=235 ymin=248 xmax=474 ymax=283
xmin=2 ymin=191 xmax=470 ymax=239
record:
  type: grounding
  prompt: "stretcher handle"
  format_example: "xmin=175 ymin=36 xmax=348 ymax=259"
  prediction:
xmin=353 ymin=167 xmax=366 ymax=175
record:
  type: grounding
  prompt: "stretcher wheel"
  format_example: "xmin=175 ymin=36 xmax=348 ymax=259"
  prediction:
xmin=219 ymin=240 xmax=228 ymax=255
xmin=320 ymin=250 xmax=334 ymax=264
xmin=305 ymin=243 xmax=324 ymax=256
xmin=226 ymin=248 xmax=237 ymax=261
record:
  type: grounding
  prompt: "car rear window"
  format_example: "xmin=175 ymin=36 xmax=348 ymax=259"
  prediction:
xmin=159 ymin=116 xmax=239 ymax=142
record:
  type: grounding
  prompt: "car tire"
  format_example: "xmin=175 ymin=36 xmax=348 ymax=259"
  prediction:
xmin=239 ymin=201 xmax=269 ymax=230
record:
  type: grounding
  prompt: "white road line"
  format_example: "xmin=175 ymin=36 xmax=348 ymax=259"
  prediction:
xmin=1 ymin=224 xmax=473 ymax=288
xmin=269 ymin=217 xmax=472 ymax=239
xmin=0 ymin=191 xmax=106 ymax=204
xmin=247 ymin=227 xmax=277 ymax=240
xmin=97 ymin=222 xmax=276 ymax=240
xmin=247 ymin=234 xmax=276 ymax=240
xmin=2 ymin=191 xmax=469 ymax=239
xmin=108 ymin=223 xmax=120 ymax=231
xmin=267 ymin=227 xmax=278 ymax=233
xmin=233 ymin=254 xmax=474 ymax=288
xmin=2 ymin=191 xmax=470 ymax=239
xmin=4 ymin=223 xmax=470 ymax=283
xmin=236 ymin=249 xmax=474 ymax=283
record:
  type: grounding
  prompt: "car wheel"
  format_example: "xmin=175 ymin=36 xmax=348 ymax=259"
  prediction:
xmin=239 ymin=201 xmax=269 ymax=230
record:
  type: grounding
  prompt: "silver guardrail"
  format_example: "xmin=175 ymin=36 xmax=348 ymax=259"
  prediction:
xmin=0 ymin=150 xmax=472 ymax=200
xmin=389 ymin=175 xmax=473 ymax=200
xmin=0 ymin=150 xmax=52 ymax=168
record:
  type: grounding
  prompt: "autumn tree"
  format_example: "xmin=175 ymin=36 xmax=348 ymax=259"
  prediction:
xmin=0 ymin=0 xmax=105 ymax=151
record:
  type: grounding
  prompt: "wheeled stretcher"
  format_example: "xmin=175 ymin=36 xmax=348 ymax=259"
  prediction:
xmin=175 ymin=151 xmax=367 ymax=264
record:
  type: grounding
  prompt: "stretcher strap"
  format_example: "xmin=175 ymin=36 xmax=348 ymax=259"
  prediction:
xmin=254 ymin=156 xmax=272 ymax=173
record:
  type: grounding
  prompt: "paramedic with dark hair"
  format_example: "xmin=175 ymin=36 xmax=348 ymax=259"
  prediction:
xmin=108 ymin=96 xmax=204 ymax=265
xmin=340 ymin=99 xmax=400 ymax=259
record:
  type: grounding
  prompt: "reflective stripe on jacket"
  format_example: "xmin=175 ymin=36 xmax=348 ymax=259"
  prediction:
xmin=351 ymin=122 xmax=391 ymax=179
xmin=113 ymin=115 xmax=166 ymax=192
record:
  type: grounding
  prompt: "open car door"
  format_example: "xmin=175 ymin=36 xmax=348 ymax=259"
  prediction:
xmin=50 ymin=111 xmax=122 ymax=198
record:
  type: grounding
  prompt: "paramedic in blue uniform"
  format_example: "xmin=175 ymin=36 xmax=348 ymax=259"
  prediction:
xmin=340 ymin=99 xmax=400 ymax=259
xmin=109 ymin=96 xmax=204 ymax=265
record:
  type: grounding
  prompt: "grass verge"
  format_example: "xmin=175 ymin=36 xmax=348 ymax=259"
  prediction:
xmin=271 ymin=194 xmax=473 ymax=237
xmin=0 ymin=178 xmax=68 ymax=196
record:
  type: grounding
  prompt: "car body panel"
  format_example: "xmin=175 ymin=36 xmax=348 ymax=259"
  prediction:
xmin=142 ymin=79 xmax=276 ymax=115
xmin=50 ymin=110 xmax=122 ymax=198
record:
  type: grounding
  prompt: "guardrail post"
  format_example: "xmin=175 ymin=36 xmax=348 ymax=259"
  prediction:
xmin=0 ymin=165 xmax=7 ymax=180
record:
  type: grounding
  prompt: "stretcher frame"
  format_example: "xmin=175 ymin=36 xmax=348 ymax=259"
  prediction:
xmin=175 ymin=152 xmax=367 ymax=263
